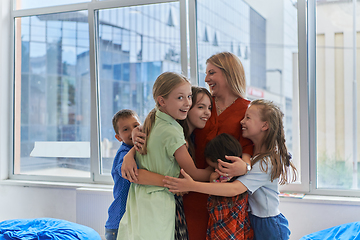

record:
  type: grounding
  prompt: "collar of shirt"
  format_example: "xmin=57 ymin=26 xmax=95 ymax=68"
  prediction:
xmin=120 ymin=142 xmax=133 ymax=150
xmin=155 ymin=109 xmax=181 ymax=127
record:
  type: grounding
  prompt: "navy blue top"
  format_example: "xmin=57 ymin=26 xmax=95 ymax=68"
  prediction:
xmin=105 ymin=142 xmax=132 ymax=230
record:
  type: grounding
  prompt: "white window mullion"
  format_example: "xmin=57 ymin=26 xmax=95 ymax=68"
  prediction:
xmin=188 ymin=0 xmax=197 ymax=85
xmin=179 ymin=0 xmax=188 ymax=78
xmin=88 ymin=6 xmax=110 ymax=183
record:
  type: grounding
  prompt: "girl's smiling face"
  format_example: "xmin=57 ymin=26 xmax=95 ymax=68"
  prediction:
xmin=240 ymin=105 xmax=268 ymax=143
xmin=187 ymin=93 xmax=212 ymax=132
xmin=159 ymin=82 xmax=192 ymax=120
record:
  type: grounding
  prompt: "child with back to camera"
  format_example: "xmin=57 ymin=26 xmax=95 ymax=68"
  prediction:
xmin=204 ymin=133 xmax=254 ymax=240
xmin=117 ymin=72 xmax=213 ymax=240
xmin=104 ymin=109 xmax=141 ymax=240
xmin=164 ymin=99 xmax=297 ymax=240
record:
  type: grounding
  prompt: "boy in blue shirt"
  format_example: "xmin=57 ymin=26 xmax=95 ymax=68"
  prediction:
xmin=105 ymin=109 xmax=141 ymax=240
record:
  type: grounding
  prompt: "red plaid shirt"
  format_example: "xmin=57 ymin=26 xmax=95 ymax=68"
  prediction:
xmin=206 ymin=193 xmax=254 ymax=240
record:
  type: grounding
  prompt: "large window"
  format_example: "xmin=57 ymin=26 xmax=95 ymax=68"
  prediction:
xmin=14 ymin=11 xmax=92 ymax=179
xmin=314 ymin=0 xmax=360 ymax=193
xmin=9 ymin=0 xmax=360 ymax=197
xmin=97 ymin=3 xmax=181 ymax=175
xmin=193 ymin=0 xmax=301 ymax=181
xmin=12 ymin=1 xmax=183 ymax=182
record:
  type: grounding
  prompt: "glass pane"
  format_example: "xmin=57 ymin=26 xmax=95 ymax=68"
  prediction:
xmin=97 ymin=3 xmax=181 ymax=174
xmin=196 ymin=0 xmax=300 ymax=179
xmin=14 ymin=0 xmax=90 ymax=10
xmin=316 ymin=1 xmax=360 ymax=190
xmin=14 ymin=11 xmax=91 ymax=178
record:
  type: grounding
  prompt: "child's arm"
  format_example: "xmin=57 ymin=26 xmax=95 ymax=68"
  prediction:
xmin=137 ymin=169 xmax=165 ymax=187
xmin=241 ymin=153 xmax=251 ymax=165
xmin=174 ymin=145 xmax=213 ymax=182
xmin=121 ymin=148 xmax=165 ymax=187
xmin=216 ymin=154 xmax=251 ymax=178
xmin=121 ymin=148 xmax=139 ymax=182
xmin=123 ymin=144 xmax=212 ymax=184
xmin=164 ymin=169 xmax=247 ymax=197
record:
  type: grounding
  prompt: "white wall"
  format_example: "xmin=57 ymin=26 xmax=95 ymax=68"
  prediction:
xmin=280 ymin=197 xmax=360 ymax=240
xmin=0 ymin=183 xmax=113 ymax=239
xmin=0 ymin=184 xmax=77 ymax=222
xmin=0 ymin=183 xmax=360 ymax=240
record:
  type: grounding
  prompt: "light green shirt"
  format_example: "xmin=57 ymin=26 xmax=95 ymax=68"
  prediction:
xmin=117 ymin=110 xmax=186 ymax=240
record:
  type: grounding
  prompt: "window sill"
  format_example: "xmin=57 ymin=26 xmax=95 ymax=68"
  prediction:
xmin=280 ymin=193 xmax=360 ymax=206
xmin=0 ymin=179 xmax=113 ymax=191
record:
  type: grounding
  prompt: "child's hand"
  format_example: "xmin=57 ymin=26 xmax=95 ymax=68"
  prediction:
xmin=210 ymin=172 xmax=231 ymax=183
xmin=216 ymin=154 xmax=250 ymax=178
xmin=121 ymin=149 xmax=138 ymax=182
xmin=177 ymin=171 xmax=190 ymax=195
xmin=163 ymin=169 xmax=195 ymax=193
xmin=132 ymin=126 xmax=146 ymax=152
xmin=209 ymin=172 xmax=220 ymax=183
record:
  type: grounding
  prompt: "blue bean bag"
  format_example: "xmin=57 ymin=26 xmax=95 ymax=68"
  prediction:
xmin=0 ymin=218 xmax=101 ymax=240
xmin=300 ymin=222 xmax=360 ymax=240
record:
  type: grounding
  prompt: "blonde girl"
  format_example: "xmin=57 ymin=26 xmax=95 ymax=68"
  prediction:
xmin=120 ymin=86 xmax=213 ymax=240
xmin=164 ymin=99 xmax=297 ymax=240
xmin=117 ymin=72 xmax=212 ymax=240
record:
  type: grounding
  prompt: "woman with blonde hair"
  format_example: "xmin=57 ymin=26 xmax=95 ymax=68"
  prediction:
xmin=183 ymin=52 xmax=254 ymax=239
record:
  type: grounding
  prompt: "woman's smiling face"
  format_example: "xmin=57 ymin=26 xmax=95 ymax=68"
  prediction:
xmin=205 ymin=63 xmax=228 ymax=97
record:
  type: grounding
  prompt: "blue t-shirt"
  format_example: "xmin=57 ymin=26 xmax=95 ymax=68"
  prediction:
xmin=105 ymin=142 xmax=132 ymax=230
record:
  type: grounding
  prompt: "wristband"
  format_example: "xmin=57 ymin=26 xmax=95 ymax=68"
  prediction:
xmin=245 ymin=162 xmax=251 ymax=174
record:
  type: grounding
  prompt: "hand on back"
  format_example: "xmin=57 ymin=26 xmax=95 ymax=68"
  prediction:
xmin=132 ymin=125 xmax=146 ymax=152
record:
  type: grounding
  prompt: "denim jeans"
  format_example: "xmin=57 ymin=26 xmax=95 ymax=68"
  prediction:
xmin=249 ymin=213 xmax=290 ymax=240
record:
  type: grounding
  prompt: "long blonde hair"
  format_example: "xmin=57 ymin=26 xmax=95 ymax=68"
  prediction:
xmin=206 ymin=51 xmax=246 ymax=98
xmin=250 ymin=99 xmax=297 ymax=185
xmin=139 ymin=72 xmax=190 ymax=155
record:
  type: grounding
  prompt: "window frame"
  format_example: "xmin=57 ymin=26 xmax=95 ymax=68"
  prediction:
xmin=9 ymin=0 xmax=185 ymax=184
xmin=307 ymin=0 xmax=360 ymax=198
xmin=9 ymin=0 xmax=360 ymax=198
xmin=279 ymin=0 xmax=311 ymax=193
xmin=282 ymin=0 xmax=360 ymax=197
xmin=187 ymin=0 xmax=311 ymax=194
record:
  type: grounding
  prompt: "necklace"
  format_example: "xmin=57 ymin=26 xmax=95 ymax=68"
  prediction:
xmin=215 ymin=97 xmax=238 ymax=115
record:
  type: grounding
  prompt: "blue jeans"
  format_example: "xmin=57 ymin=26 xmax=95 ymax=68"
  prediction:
xmin=105 ymin=228 xmax=118 ymax=240
xmin=249 ymin=213 xmax=290 ymax=240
